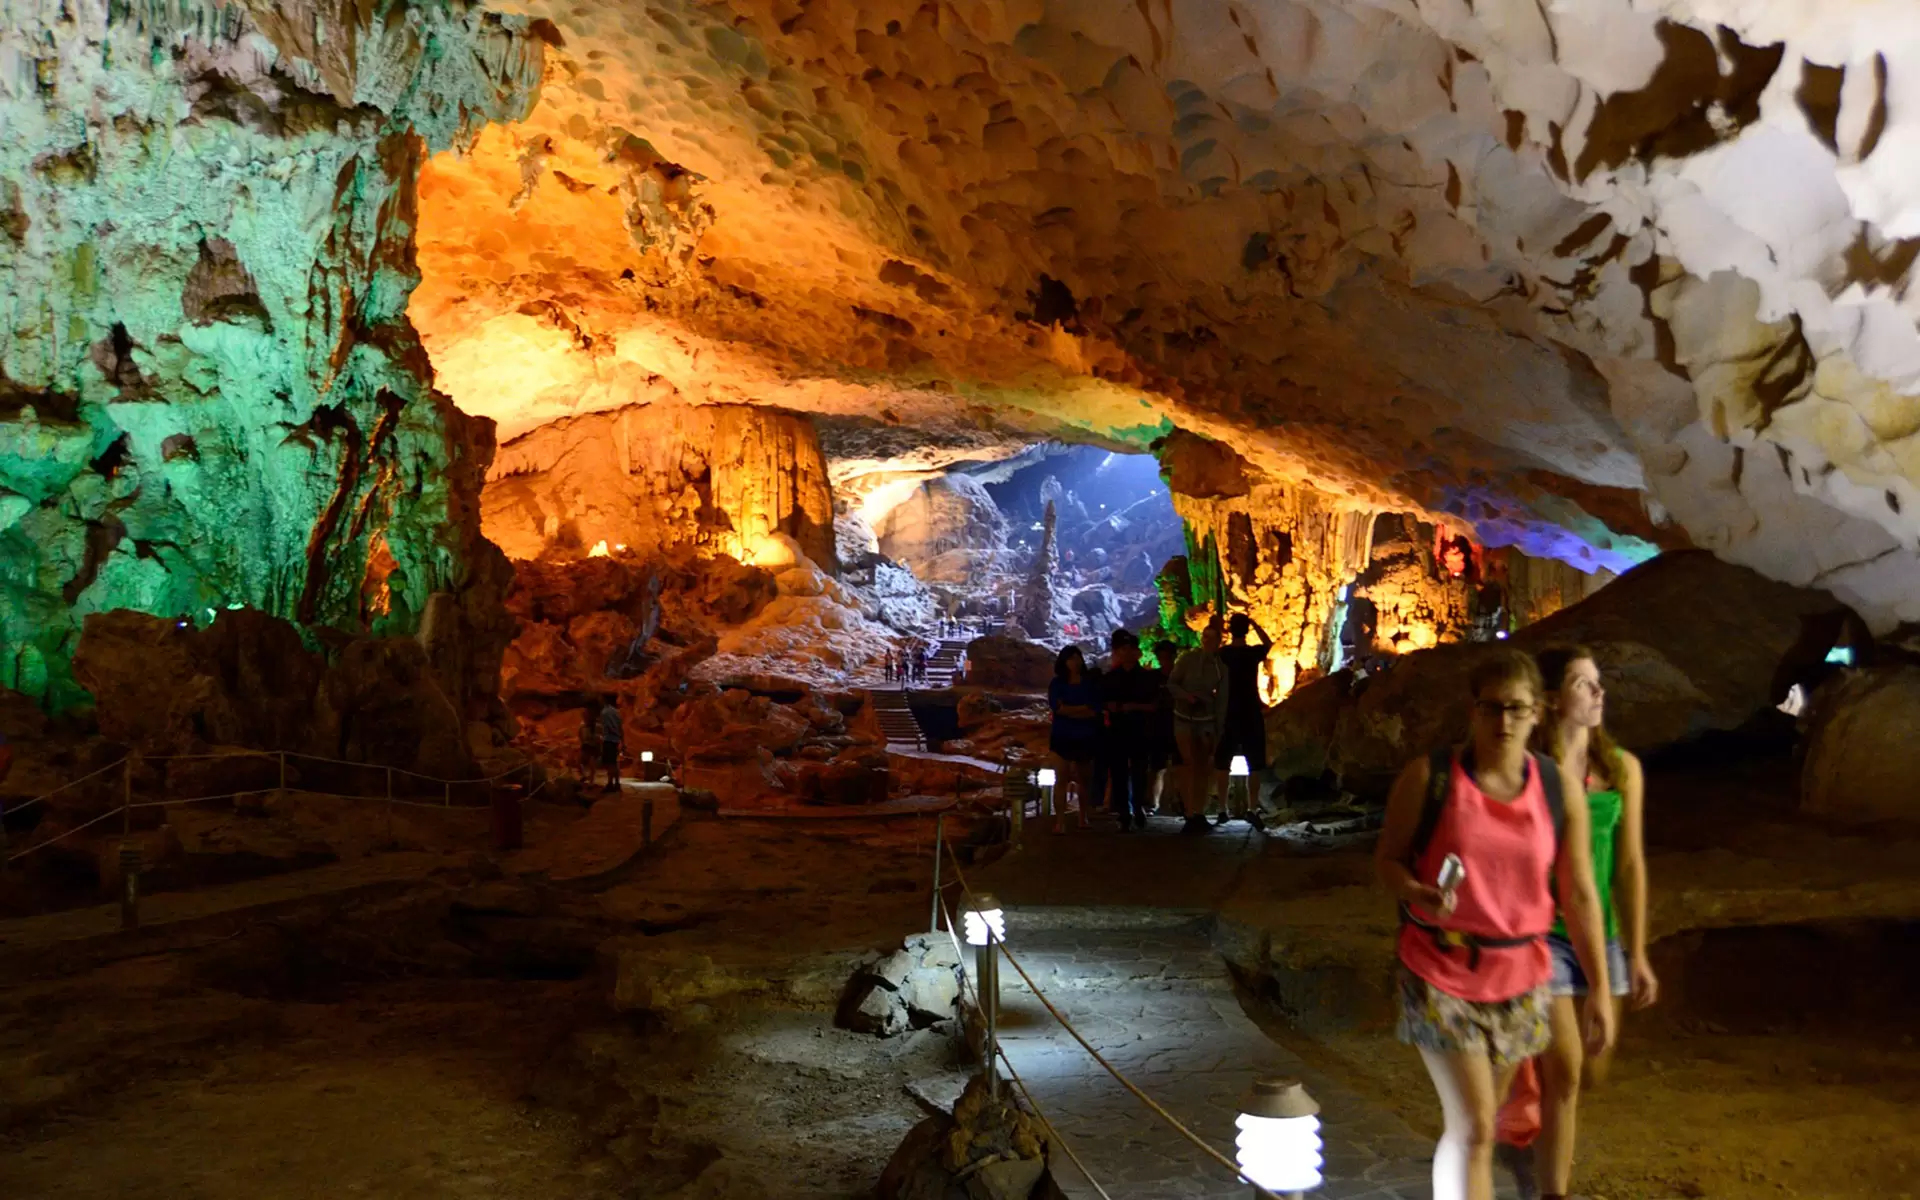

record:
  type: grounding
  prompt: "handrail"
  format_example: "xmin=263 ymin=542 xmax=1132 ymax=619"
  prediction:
xmin=938 ymin=838 xmax=1283 ymax=1200
xmin=4 ymin=750 xmax=537 ymax=865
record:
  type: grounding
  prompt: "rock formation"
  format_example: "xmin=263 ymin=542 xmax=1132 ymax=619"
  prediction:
xmin=872 ymin=473 xmax=1007 ymax=585
xmin=485 ymin=401 xmax=836 ymax=570
xmin=0 ymin=0 xmax=540 ymax=710
xmin=1266 ymin=551 xmax=1847 ymax=794
xmin=1015 ymin=499 xmax=1061 ymax=640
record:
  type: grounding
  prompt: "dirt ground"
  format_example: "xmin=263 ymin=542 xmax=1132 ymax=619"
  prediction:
xmin=0 ymin=811 xmax=970 ymax=1200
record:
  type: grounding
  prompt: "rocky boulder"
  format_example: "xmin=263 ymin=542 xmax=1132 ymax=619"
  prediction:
xmin=837 ymin=932 xmax=965 ymax=1037
xmin=1800 ymin=667 xmax=1920 ymax=825
xmin=70 ymin=609 xmax=474 ymax=779
xmin=874 ymin=475 xmax=1009 ymax=586
xmin=966 ymin=637 xmax=1055 ymax=691
xmin=1266 ymin=551 xmax=1848 ymax=794
xmin=1069 ymin=585 xmax=1121 ymax=631
xmin=877 ymin=1075 xmax=1054 ymax=1200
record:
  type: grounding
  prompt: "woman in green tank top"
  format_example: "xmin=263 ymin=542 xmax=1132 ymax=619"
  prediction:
xmin=1498 ymin=646 xmax=1660 ymax=1200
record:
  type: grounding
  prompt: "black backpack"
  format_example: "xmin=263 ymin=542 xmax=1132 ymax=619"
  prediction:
xmin=1399 ymin=747 xmax=1566 ymax=968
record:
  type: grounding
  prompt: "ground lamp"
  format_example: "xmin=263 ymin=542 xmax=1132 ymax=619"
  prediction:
xmin=1036 ymin=767 xmax=1057 ymax=819
xmin=964 ymin=893 xmax=1006 ymax=1096
xmin=1236 ymin=1078 xmax=1323 ymax=1197
xmin=1229 ymin=754 xmax=1251 ymax=814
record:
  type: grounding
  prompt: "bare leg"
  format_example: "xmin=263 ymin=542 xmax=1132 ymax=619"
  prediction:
xmin=1536 ymin=995 xmax=1584 ymax=1194
xmin=1419 ymin=1046 xmax=1517 ymax=1200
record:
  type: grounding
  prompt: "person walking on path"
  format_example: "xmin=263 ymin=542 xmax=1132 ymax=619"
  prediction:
xmin=597 ymin=695 xmax=624 ymax=793
xmin=882 ymin=649 xmax=894 ymax=683
xmin=1495 ymin=645 xmax=1659 ymax=1200
xmin=1101 ymin=630 xmax=1159 ymax=832
xmin=1168 ymin=622 xmax=1227 ymax=833
xmin=1374 ymin=650 xmax=1615 ymax=1200
xmin=1212 ymin=613 xmax=1270 ymax=824
xmin=1148 ymin=638 xmax=1182 ymax=817
xmin=1046 ymin=646 xmax=1101 ymax=833
xmin=578 ymin=702 xmax=604 ymax=790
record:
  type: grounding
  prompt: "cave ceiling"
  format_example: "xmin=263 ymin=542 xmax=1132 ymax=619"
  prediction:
xmin=4 ymin=0 xmax=1919 ymax=664
xmin=405 ymin=0 xmax=1920 ymax=627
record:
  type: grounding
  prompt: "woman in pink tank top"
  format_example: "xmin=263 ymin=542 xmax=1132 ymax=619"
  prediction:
xmin=1374 ymin=650 xmax=1615 ymax=1200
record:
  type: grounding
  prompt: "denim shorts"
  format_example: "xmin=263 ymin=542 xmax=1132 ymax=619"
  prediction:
xmin=1547 ymin=934 xmax=1629 ymax=998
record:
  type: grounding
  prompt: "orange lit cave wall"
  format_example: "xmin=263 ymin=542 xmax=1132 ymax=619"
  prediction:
xmin=1171 ymin=485 xmax=1374 ymax=703
xmin=1347 ymin=514 xmax=1478 ymax=654
xmin=481 ymin=402 xmax=836 ymax=569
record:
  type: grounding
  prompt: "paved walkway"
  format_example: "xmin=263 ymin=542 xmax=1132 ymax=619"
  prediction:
xmin=993 ymin=912 xmax=1441 ymax=1200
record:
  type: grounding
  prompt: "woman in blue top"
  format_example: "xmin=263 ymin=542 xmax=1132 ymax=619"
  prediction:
xmin=1047 ymin=646 xmax=1102 ymax=834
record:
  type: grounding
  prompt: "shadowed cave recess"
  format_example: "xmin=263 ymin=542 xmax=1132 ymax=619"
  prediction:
xmin=4 ymin=1 xmax=1920 ymax=1198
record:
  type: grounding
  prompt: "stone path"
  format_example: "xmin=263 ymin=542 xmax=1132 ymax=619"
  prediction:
xmin=991 ymin=911 xmax=1442 ymax=1200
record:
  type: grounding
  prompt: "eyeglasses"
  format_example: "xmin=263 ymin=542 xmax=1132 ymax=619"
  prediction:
xmin=1473 ymin=700 xmax=1536 ymax=721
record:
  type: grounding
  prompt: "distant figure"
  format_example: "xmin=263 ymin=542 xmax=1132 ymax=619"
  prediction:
xmin=578 ymin=702 xmax=603 ymax=789
xmin=1101 ymin=629 xmax=1158 ymax=833
xmin=597 ymin=695 xmax=624 ymax=793
xmin=1212 ymin=613 xmax=1270 ymax=826
xmin=958 ymin=648 xmax=970 ymax=683
xmin=1046 ymin=646 xmax=1101 ymax=833
xmin=882 ymin=649 xmax=895 ymax=683
xmin=1149 ymin=639 xmax=1183 ymax=817
xmin=1168 ymin=622 xmax=1226 ymax=834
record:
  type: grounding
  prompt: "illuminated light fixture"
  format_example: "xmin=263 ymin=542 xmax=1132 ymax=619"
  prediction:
xmin=640 ymin=751 xmax=654 ymax=763
xmin=204 ymin=608 xmax=216 ymax=620
xmin=1495 ymin=630 xmax=1509 ymax=640
xmin=962 ymin=893 xmax=1005 ymax=947
xmin=615 ymin=543 xmax=627 ymax=552
xmin=1229 ymin=755 xmax=1250 ymax=778
xmin=1035 ymin=768 xmax=1056 ymax=787
xmin=1825 ymin=645 xmax=1855 ymax=666
xmin=588 ymin=540 xmax=610 ymax=558
xmin=1236 ymin=1078 xmax=1323 ymax=1196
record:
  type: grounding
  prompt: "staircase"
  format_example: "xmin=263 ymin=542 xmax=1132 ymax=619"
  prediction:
xmin=921 ymin=637 xmax=968 ymax=688
xmin=871 ymin=688 xmax=925 ymax=749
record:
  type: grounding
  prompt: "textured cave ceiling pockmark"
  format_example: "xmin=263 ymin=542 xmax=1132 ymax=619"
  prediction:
xmin=410 ymin=0 xmax=1920 ymax=628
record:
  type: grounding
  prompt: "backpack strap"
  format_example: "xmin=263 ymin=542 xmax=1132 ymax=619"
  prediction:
xmin=1533 ymin=752 xmax=1566 ymax=853
xmin=1406 ymin=746 xmax=1454 ymax=866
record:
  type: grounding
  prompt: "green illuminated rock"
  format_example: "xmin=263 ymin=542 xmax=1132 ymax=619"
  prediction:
xmin=0 ymin=0 xmax=543 ymax=709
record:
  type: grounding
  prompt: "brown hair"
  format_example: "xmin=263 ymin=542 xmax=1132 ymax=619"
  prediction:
xmin=1533 ymin=644 xmax=1622 ymax=790
xmin=1467 ymin=648 xmax=1543 ymax=705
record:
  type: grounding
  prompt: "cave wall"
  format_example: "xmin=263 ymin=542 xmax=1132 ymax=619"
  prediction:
xmin=0 ymin=0 xmax=542 ymax=709
xmin=872 ymin=473 xmax=1007 ymax=585
xmin=483 ymin=401 xmax=837 ymax=570
xmin=1171 ymin=484 xmax=1374 ymax=700
xmin=1349 ymin=515 xmax=1477 ymax=655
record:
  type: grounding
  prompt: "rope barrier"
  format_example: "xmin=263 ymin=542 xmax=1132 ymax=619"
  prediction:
xmin=936 ymin=891 xmax=1116 ymax=1200
xmin=938 ymin=839 xmax=1282 ymax=1200
xmin=4 ymin=758 xmax=541 ymax=864
xmin=6 ymin=756 xmax=130 ymax=817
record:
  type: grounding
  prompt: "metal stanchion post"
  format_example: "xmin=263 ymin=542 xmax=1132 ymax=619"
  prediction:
xmin=277 ymin=750 xmax=286 ymax=793
xmin=443 ymin=780 xmax=451 ymax=808
xmin=929 ymin=813 xmax=945 ymax=933
xmin=980 ymin=940 xmax=999 ymax=1099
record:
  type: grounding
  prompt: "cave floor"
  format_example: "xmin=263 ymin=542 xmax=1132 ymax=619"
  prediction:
xmin=0 ymin=764 xmax=1913 ymax=1199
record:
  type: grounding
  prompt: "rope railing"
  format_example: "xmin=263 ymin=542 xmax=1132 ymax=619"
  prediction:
xmin=935 ymin=889 xmax=1117 ymax=1200
xmin=4 ymin=747 xmax=541 ymax=865
xmin=936 ymin=835 xmax=1286 ymax=1200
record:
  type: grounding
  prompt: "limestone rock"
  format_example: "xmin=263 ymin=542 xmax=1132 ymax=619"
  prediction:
xmin=874 ymin=475 xmax=1009 ymax=586
xmin=1268 ymin=551 xmax=1847 ymax=792
xmin=1801 ymin=668 xmax=1920 ymax=825
xmin=70 ymin=608 xmax=473 ymax=778
xmin=965 ymin=638 xmax=1055 ymax=692
xmin=484 ymin=401 xmax=836 ymax=571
